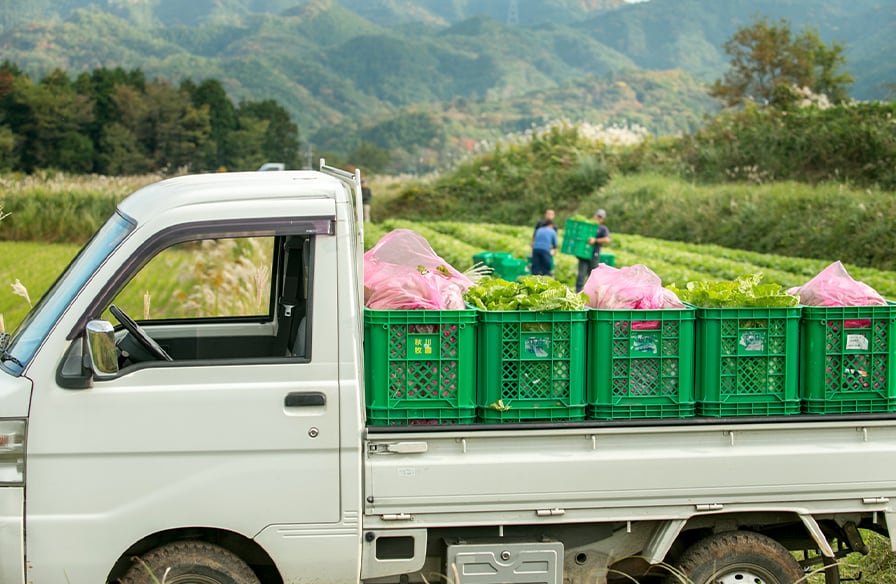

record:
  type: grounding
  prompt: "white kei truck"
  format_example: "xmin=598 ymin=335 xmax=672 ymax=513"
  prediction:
xmin=1 ymin=164 xmax=895 ymax=584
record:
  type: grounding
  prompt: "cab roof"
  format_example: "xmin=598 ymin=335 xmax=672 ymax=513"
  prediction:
xmin=117 ymin=171 xmax=351 ymax=222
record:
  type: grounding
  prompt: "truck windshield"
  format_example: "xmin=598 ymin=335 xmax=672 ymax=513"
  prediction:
xmin=1 ymin=212 xmax=135 ymax=376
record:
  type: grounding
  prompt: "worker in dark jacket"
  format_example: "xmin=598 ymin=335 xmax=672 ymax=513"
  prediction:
xmin=361 ymin=179 xmax=372 ymax=222
xmin=575 ymin=209 xmax=610 ymax=292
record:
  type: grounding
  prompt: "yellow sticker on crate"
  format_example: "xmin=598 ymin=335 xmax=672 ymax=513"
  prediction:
xmin=409 ymin=335 xmax=436 ymax=359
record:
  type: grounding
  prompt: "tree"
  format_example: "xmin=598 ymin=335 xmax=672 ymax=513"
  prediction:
xmin=185 ymin=78 xmax=238 ymax=170
xmin=0 ymin=60 xmax=24 ymax=100
xmin=229 ymin=115 xmax=269 ymax=171
xmin=350 ymin=141 xmax=391 ymax=174
xmin=4 ymin=70 xmax=95 ymax=172
xmin=237 ymin=99 xmax=300 ymax=169
xmin=99 ymin=121 xmax=152 ymax=175
xmin=74 ymin=67 xmax=146 ymax=173
xmin=140 ymin=80 xmax=210 ymax=172
xmin=710 ymin=17 xmax=853 ymax=108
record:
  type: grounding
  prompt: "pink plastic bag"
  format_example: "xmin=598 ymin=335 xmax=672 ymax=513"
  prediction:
xmin=788 ymin=261 xmax=886 ymax=307
xmin=364 ymin=229 xmax=473 ymax=310
xmin=583 ymin=264 xmax=685 ymax=309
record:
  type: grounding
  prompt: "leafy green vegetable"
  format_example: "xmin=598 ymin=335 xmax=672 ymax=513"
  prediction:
xmin=465 ymin=276 xmax=587 ymax=311
xmin=565 ymin=214 xmax=591 ymax=223
xmin=666 ymin=274 xmax=798 ymax=308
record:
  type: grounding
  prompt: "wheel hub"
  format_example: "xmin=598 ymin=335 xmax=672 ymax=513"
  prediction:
xmin=711 ymin=563 xmax=777 ymax=584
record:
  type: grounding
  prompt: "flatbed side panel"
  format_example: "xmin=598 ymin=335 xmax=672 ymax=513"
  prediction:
xmin=365 ymin=421 xmax=896 ymax=524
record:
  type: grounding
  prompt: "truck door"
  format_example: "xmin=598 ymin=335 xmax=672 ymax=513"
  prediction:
xmin=23 ymin=214 xmax=350 ymax=582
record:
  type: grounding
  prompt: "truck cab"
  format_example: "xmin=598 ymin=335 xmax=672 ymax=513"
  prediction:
xmin=1 ymin=167 xmax=365 ymax=583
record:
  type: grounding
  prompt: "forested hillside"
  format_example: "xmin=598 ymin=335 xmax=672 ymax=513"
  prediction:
xmin=0 ymin=0 xmax=891 ymax=172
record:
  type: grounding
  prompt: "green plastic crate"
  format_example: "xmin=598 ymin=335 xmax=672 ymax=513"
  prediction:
xmin=560 ymin=219 xmax=598 ymax=260
xmin=695 ymin=306 xmax=801 ymax=416
xmin=599 ymin=253 xmax=615 ymax=267
xmin=494 ymin=257 xmax=530 ymax=281
xmin=367 ymin=405 xmax=477 ymax=426
xmin=478 ymin=310 xmax=587 ymax=421
xmin=472 ymin=251 xmax=513 ymax=274
xmin=800 ymin=302 xmax=896 ymax=414
xmin=364 ymin=309 xmax=476 ymax=425
xmin=587 ymin=307 xmax=696 ymax=419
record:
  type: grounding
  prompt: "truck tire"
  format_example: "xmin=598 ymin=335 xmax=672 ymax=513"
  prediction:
xmin=120 ymin=541 xmax=260 ymax=584
xmin=670 ymin=531 xmax=805 ymax=584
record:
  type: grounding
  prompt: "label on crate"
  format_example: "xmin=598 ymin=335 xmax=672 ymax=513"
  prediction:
xmin=846 ymin=333 xmax=870 ymax=351
xmin=738 ymin=331 xmax=766 ymax=353
xmin=631 ymin=334 xmax=659 ymax=356
xmin=523 ymin=336 xmax=551 ymax=358
xmin=408 ymin=335 xmax=438 ymax=359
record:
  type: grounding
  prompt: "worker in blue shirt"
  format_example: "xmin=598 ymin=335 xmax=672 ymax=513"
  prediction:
xmin=531 ymin=219 xmax=558 ymax=276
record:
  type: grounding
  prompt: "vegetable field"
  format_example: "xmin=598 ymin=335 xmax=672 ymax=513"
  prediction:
xmin=370 ymin=220 xmax=896 ymax=298
xmin=4 ymin=220 xmax=896 ymax=334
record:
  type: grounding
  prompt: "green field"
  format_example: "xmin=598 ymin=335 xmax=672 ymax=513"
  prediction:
xmin=0 ymin=241 xmax=80 ymax=332
xmin=6 ymin=221 xmax=896 ymax=333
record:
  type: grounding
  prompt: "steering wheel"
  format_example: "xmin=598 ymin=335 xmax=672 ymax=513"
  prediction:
xmin=109 ymin=304 xmax=173 ymax=362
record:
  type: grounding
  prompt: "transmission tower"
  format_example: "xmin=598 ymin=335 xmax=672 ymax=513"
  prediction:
xmin=507 ymin=0 xmax=519 ymax=26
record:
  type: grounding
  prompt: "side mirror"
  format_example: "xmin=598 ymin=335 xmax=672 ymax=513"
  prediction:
xmin=86 ymin=319 xmax=119 ymax=379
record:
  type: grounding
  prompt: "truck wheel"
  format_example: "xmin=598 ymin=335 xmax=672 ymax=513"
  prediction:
xmin=120 ymin=541 xmax=260 ymax=584
xmin=670 ymin=531 xmax=804 ymax=584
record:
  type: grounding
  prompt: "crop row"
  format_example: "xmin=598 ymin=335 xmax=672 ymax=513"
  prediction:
xmin=366 ymin=221 xmax=896 ymax=298
xmin=3 ymin=221 xmax=895 ymax=334
xmin=646 ymin=237 xmax=896 ymax=298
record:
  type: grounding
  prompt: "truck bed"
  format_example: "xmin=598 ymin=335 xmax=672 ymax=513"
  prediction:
xmin=364 ymin=414 xmax=896 ymax=528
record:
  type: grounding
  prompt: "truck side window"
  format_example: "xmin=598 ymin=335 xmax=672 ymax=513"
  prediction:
xmin=111 ymin=236 xmax=275 ymax=321
xmin=106 ymin=235 xmax=304 ymax=363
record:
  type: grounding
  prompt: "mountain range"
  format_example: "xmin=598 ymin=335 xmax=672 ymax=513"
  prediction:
xmin=0 ymin=0 xmax=892 ymax=171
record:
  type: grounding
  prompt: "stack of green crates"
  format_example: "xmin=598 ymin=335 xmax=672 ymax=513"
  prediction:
xmin=695 ymin=306 xmax=801 ymax=416
xmin=588 ymin=307 xmax=696 ymax=419
xmin=800 ymin=302 xmax=896 ymax=414
xmin=478 ymin=310 xmax=587 ymax=421
xmin=364 ymin=309 xmax=477 ymax=425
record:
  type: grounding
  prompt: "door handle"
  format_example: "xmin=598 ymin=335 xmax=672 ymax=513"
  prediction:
xmin=284 ymin=392 xmax=326 ymax=407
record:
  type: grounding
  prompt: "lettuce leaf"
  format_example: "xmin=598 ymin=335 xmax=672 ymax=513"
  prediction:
xmin=666 ymin=274 xmax=798 ymax=308
xmin=465 ymin=276 xmax=586 ymax=311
